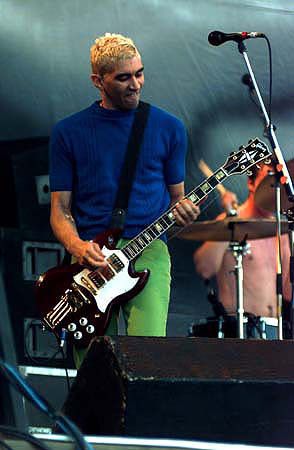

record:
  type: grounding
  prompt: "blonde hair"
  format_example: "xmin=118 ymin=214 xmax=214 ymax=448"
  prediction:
xmin=90 ymin=33 xmax=140 ymax=76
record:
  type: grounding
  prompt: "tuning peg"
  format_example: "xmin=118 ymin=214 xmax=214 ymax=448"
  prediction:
xmin=230 ymin=151 xmax=236 ymax=155
xmin=248 ymin=139 xmax=253 ymax=144
xmin=239 ymin=145 xmax=244 ymax=150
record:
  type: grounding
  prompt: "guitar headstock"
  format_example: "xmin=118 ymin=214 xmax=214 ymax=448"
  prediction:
xmin=223 ymin=138 xmax=271 ymax=176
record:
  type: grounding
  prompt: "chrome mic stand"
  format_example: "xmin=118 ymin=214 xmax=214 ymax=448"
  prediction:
xmin=237 ymin=39 xmax=294 ymax=339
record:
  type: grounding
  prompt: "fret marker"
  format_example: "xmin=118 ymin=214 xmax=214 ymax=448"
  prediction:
xmin=155 ymin=223 xmax=163 ymax=232
xmin=189 ymin=193 xmax=198 ymax=203
xmin=167 ymin=212 xmax=174 ymax=220
xmin=215 ymin=169 xmax=226 ymax=181
xmin=201 ymin=182 xmax=211 ymax=193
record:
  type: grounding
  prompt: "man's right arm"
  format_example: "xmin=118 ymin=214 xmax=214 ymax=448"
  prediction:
xmin=50 ymin=191 xmax=107 ymax=268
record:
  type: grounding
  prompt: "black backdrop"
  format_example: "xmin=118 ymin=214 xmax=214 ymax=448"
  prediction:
xmin=0 ymin=0 xmax=293 ymax=337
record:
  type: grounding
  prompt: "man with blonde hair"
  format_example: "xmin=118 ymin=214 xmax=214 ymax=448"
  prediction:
xmin=50 ymin=33 xmax=199 ymax=365
xmin=90 ymin=33 xmax=139 ymax=77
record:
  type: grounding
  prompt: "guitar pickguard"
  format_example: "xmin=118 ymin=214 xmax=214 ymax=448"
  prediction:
xmin=73 ymin=247 xmax=140 ymax=313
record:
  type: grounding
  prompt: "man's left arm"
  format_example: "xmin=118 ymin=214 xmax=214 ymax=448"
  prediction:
xmin=168 ymin=182 xmax=200 ymax=227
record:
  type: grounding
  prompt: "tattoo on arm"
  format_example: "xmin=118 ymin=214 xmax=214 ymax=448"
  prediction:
xmin=59 ymin=202 xmax=75 ymax=224
xmin=64 ymin=212 xmax=75 ymax=224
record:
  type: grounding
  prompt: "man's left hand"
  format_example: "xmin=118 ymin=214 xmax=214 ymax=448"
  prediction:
xmin=173 ymin=199 xmax=200 ymax=227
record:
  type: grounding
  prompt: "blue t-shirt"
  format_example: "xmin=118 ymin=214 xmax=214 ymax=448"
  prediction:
xmin=50 ymin=101 xmax=187 ymax=240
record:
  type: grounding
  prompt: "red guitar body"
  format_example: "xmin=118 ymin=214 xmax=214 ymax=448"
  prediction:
xmin=35 ymin=229 xmax=149 ymax=347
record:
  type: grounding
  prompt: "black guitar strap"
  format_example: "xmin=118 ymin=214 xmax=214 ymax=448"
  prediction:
xmin=110 ymin=101 xmax=150 ymax=230
xmin=62 ymin=101 xmax=150 ymax=266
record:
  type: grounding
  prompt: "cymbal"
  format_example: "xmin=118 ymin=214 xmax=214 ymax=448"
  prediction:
xmin=177 ymin=218 xmax=289 ymax=242
xmin=254 ymin=159 xmax=294 ymax=212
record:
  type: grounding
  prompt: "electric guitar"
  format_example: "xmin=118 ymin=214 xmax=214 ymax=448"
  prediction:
xmin=36 ymin=138 xmax=271 ymax=347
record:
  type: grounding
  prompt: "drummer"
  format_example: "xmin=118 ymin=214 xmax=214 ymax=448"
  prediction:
xmin=193 ymin=163 xmax=291 ymax=319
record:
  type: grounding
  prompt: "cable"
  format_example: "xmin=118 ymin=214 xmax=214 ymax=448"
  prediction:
xmin=60 ymin=346 xmax=71 ymax=393
xmin=24 ymin=319 xmax=65 ymax=365
xmin=24 ymin=320 xmax=73 ymax=395
xmin=0 ymin=360 xmax=93 ymax=450
xmin=0 ymin=437 xmax=13 ymax=450
xmin=0 ymin=426 xmax=50 ymax=450
xmin=264 ymin=35 xmax=273 ymax=128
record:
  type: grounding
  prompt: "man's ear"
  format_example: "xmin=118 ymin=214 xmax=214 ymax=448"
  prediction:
xmin=91 ymin=73 xmax=103 ymax=90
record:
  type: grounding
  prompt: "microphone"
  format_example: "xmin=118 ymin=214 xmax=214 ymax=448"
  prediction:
xmin=208 ymin=30 xmax=265 ymax=46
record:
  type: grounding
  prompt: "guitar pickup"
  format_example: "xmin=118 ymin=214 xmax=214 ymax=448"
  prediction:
xmin=100 ymin=264 xmax=115 ymax=281
xmin=80 ymin=277 xmax=97 ymax=295
xmin=108 ymin=254 xmax=125 ymax=272
xmin=88 ymin=272 xmax=105 ymax=289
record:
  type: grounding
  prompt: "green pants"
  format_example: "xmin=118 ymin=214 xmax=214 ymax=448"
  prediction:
xmin=74 ymin=238 xmax=171 ymax=368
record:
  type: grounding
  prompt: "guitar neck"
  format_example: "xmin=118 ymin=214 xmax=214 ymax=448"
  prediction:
xmin=121 ymin=165 xmax=229 ymax=261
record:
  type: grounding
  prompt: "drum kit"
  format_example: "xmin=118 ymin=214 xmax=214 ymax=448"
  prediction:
xmin=179 ymin=159 xmax=294 ymax=341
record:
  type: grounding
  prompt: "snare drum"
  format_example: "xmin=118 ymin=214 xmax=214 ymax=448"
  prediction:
xmin=189 ymin=315 xmax=278 ymax=340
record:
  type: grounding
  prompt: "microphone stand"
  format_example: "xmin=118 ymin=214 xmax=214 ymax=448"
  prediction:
xmin=237 ymin=40 xmax=294 ymax=339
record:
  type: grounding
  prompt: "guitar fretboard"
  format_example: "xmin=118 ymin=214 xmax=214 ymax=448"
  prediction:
xmin=121 ymin=166 xmax=229 ymax=261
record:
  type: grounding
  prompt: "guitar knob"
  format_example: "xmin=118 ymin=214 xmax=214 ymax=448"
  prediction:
xmin=74 ymin=331 xmax=83 ymax=340
xmin=79 ymin=317 xmax=88 ymax=326
xmin=68 ymin=323 xmax=76 ymax=332
xmin=86 ymin=325 xmax=95 ymax=334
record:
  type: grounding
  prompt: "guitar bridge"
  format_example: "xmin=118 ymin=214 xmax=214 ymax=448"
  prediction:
xmin=71 ymin=282 xmax=92 ymax=305
xmin=44 ymin=283 xmax=92 ymax=329
xmin=44 ymin=292 xmax=73 ymax=329
xmin=80 ymin=277 xmax=97 ymax=295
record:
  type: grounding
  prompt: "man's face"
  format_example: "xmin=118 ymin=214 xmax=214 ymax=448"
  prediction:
xmin=249 ymin=164 xmax=273 ymax=194
xmin=94 ymin=55 xmax=144 ymax=110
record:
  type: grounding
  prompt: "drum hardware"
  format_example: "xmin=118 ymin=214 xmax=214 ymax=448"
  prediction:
xmin=181 ymin=217 xmax=287 ymax=340
xmin=177 ymin=217 xmax=288 ymax=242
xmin=284 ymin=206 xmax=294 ymax=339
xmin=205 ymin=280 xmax=228 ymax=317
xmin=204 ymin=280 xmax=228 ymax=338
xmin=228 ymin=236 xmax=251 ymax=339
xmin=189 ymin=314 xmax=279 ymax=340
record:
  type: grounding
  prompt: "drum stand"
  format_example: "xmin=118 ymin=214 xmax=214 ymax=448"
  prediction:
xmin=229 ymin=239 xmax=250 ymax=338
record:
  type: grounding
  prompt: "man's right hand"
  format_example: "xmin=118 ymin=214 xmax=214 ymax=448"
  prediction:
xmin=71 ymin=240 xmax=108 ymax=269
xmin=221 ymin=191 xmax=239 ymax=215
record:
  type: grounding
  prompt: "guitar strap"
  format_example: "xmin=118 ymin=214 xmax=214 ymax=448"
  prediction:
xmin=110 ymin=100 xmax=150 ymax=230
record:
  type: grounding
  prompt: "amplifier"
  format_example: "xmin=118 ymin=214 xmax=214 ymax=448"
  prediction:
xmin=18 ymin=366 xmax=77 ymax=434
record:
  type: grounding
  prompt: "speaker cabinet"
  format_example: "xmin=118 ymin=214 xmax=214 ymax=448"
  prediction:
xmin=0 ymin=228 xmax=68 ymax=366
xmin=62 ymin=336 xmax=294 ymax=446
xmin=0 ymin=137 xmax=49 ymax=229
